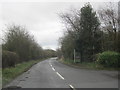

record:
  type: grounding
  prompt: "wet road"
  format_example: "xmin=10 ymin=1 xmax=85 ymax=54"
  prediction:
xmin=6 ymin=58 xmax=118 ymax=89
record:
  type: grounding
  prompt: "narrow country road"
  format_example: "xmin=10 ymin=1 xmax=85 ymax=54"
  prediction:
xmin=6 ymin=58 xmax=118 ymax=89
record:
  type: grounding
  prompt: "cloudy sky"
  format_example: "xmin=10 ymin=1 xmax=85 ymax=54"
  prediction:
xmin=0 ymin=0 xmax=118 ymax=50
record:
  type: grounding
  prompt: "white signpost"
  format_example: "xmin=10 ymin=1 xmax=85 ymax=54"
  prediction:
xmin=74 ymin=49 xmax=76 ymax=63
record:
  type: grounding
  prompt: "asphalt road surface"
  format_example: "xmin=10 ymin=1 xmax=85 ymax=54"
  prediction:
xmin=6 ymin=58 xmax=118 ymax=89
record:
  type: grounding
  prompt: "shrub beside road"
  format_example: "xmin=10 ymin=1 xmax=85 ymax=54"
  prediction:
xmin=59 ymin=52 xmax=120 ymax=71
xmin=0 ymin=68 xmax=2 ymax=89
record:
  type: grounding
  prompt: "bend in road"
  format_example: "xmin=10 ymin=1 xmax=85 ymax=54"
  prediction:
xmin=6 ymin=58 xmax=118 ymax=88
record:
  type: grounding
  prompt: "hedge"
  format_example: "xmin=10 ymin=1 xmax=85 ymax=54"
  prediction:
xmin=96 ymin=51 xmax=120 ymax=68
xmin=2 ymin=50 xmax=19 ymax=68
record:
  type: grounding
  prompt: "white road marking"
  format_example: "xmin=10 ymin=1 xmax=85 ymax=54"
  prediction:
xmin=49 ymin=60 xmax=76 ymax=90
xmin=50 ymin=64 xmax=52 ymax=67
xmin=56 ymin=72 xmax=64 ymax=80
xmin=49 ymin=63 xmax=52 ymax=67
xmin=52 ymin=67 xmax=55 ymax=71
xmin=50 ymin=63 xmax=55 ymax=71
xmin=69 ymin=84 xmax=75 ymax=90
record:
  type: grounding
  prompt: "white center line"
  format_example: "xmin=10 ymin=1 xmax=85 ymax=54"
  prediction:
xmin=49 ymin=62 xmax=52 ymax=66
xmin=49 ymin=61 xmax=76 ymax=90
xmin=69 ymin=84 xmax=75 ymax=90
xmin=56 ymin=72 xmax=65 ymax=80
xmin=52 ymin=67 xmax=55 ymax=71
xmin=50 ymin=64 xmax=52 ymax=67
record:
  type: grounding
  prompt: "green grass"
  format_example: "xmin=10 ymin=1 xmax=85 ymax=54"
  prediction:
xmin=2 ymin=59 xmax=45 ymax=87
xmin=59 ymin=59 xmax=120 ymax=71
xmin=0 ymin=68 xmax=2 ymax=89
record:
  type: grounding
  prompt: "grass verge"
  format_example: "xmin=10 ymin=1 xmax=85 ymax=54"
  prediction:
xmin=2 ymin=58 xmax=45 ymax=87
xmin=59 ymin=59 xmax=120 ymax=71
xmin=0 ymin=68 xmax=2 ymax=89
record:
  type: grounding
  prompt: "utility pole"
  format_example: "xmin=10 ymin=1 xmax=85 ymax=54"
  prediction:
xmin=74 ymin=49 xmax=76 ymax=63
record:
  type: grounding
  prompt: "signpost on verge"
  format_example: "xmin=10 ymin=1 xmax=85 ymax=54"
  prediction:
xmin=74 ymin=49 xmax=76 ymax=63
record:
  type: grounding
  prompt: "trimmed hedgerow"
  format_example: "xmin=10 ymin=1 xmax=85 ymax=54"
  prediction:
xmin=96 ymin=51 xmax=120 ymax=68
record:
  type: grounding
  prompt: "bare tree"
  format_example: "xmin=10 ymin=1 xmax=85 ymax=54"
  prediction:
xmin=98 ymin=2 xmax=119 ymax=51
xmin=118 ymin=1 xmax=120 ymax=52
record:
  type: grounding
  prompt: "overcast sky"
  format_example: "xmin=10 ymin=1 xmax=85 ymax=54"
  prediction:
xmin=0 ymin=1 xmax=118 ymax=50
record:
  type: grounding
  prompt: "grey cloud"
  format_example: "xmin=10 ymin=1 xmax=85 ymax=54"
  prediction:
xmin=1 ymin=2 xmax=109 ymax=50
